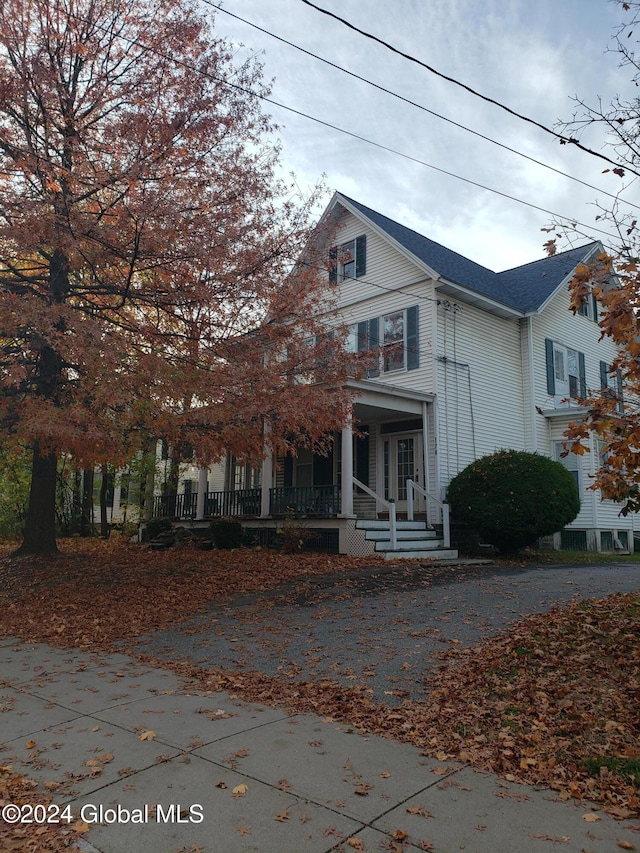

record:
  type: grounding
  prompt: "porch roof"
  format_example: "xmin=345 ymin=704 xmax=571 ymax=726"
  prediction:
xmin=346 ymin=378 xmax=433 ymax=419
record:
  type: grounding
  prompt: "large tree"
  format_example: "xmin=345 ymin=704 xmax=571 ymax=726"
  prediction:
xmin=0 ymin=0 xmax=353 ymax=555
xmin=551 ymin=0 xmax=640 ymax=515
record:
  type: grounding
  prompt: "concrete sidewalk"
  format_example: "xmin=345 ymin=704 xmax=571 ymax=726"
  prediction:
xmin=1 ymin=638 xmax=638 ymax=852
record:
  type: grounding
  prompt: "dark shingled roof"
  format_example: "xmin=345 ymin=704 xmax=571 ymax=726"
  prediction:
xmin=338 ymin=194 xmax=599 ymax=314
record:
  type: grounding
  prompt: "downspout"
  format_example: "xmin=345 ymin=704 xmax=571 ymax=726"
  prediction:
xmin=527 ymin=316 xmax=538 ymax=453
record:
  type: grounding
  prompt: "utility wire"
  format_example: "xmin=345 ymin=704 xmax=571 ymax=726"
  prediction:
xmin=299 ymin=0 xmax=640 ymax=179
xmin=213 ymin=2 xmax=640 ymax=212
xmin=54 ymin=6 xmax=620 ymax=242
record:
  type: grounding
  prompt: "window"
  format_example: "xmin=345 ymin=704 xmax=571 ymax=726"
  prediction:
xmin=600 ymin=360 xmax=624 ymax=413
xmin=355 ymin=305 xmax=419 ymax=376
xmin=383 ymin=310 xmax=405 ymax=371
xmin=232 ymin=459 xmax=260 ymax=491
xmin=545 ymin=339 xmax=585 ymax=400
xmin=577 ymin=290 xmax=598 ymax=322
xmin=329 ymin=235 xmax=366 ymax=283
xmin=554 ymin=441 xmax=580 ymax=492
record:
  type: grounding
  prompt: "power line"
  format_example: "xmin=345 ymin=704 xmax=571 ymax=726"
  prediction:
xmin=213 ymin=2 xmax=640 ymax=213
xmin=40 ymin=6 xmax=620 ymax=243
xmin=298 ymin=0 xmax=640 ymax=180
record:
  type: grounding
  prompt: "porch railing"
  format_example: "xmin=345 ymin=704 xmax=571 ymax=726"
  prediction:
xmin=152 ymin=489 xmax=261 ymax=519
xmin=205 ymin=489 xmax=261 ymax=517
xmin=406 ymin=479 xmax=450 ymax=548
xmin=352 ymin=477 xmax=397 ymax=550
xmin=269 ymin=485 xmax=340 ymax=517
xmin=152 ymin=492 xmax=198 ymax=519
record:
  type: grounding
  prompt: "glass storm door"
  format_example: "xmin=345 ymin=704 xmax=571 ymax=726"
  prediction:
xmin=383 ymin=434 xmax=424 ymax=512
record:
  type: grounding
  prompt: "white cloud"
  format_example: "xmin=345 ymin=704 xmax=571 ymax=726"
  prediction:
xmin=212 ymin=0 xmax=640 ymax=267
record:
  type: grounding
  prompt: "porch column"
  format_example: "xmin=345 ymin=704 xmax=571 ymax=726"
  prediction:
xmin=260 ymin=420 xmax=273 ymax=518
xmin=422 ymin=401 xmax=431 ymax=520
xmin=340 ymin=408 xmax=354 ymax=516
xmin=196 ymin=466 xmax=208 ymax=520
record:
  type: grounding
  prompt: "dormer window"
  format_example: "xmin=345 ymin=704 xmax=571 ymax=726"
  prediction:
xmin=577 ymin=290 xmax=598 ymax=322
xmin=329 ymin=235 xmax=366 ymax=283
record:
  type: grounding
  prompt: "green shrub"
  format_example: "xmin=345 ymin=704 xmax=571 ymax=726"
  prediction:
xmin=145 ymin=518 xmax=173 ymax=540
xmin=447 ymin=450 xmax=580 ymax=553
xmin=210 ymin=518 xmax=242 ymax=550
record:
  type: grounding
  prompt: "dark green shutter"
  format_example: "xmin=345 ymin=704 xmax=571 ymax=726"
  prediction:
xmin=283 ymin=455 xmax=294 ymax=488
xmin=617 ymin=369 xmax=624 ymax=413
xmin=355 ymin=234 xmax=366 ymax=277
xmin=591 ymin=292 xmax=598 ymax=323
xmin=545 ymin=339 xmax=555 ymax=394
xmin=367 ymin=316 xmax=380 ymax=377
xmin=357 ymin=320 xmax=368 ymax=352
xmin=578 ymin=352 xmax=586 ymax=398
xmin=329 ymin=246 xmax=337 ymax=283
xmin=600 ymin=360 xmax=609 ymax=390
xmin=406 ymin=305 xmax=419 ymax=370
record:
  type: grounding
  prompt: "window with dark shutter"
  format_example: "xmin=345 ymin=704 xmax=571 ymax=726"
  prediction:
xmin=406 ymin=305 xmax=419 ymax=370
xmin=545 ymin=339 xmax=555 ymax=395
xmin=331 ymin=235 xmax=367 ymax=282
xmin=355 ymin=234 xmax=366 ymax=277
xmin=329 ymin=246 xmax=337 ymax=283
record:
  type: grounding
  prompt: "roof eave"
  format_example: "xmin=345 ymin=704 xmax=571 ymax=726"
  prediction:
xmin=332 ymin=192 xmax=443 ymax=282
xmin=435 ymin=278 xmax=524 ymax=319
xmin=531 ymin=242 xmax=604 ymax=315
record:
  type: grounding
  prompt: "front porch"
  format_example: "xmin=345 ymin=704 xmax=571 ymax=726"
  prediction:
xmin=149 ymin=380 xmax=456 ymax=559
xmin=152 ymin=484 xmax=342 ymax=522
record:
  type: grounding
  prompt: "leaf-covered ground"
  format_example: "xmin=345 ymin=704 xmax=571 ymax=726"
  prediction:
xmin=1 ymin=538 xmax=639 ymax=821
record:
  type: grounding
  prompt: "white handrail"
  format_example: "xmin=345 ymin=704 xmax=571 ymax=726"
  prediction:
xmin=406 ymin=479 xmax=450 ymax=549
xmin=352 ymin=477 xmax=397 ymax=550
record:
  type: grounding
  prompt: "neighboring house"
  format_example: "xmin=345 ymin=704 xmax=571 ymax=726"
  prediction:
xmin=151 ymin=192 xmax=633 ymax=556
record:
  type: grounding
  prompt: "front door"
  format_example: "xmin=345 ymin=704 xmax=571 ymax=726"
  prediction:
xmin=383 ymin=433 xmax=425 ymax=513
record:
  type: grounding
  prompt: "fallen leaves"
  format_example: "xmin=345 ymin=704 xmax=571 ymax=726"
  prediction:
xmin=274 ymin=808 xmax=290 ymax=822
xmin=0 ymin=541 xmax=388 ymax=650
xmin=2 ymin=538 xmax=640 ymax=825
xmin=232 ymin=783 xmax=248 ymax=798
xmin=137 ymin=730 xmax=156 ymax=741
xmin=406 ymin=806 xmax=433 ymax=819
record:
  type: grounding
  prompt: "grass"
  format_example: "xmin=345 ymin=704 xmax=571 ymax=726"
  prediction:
xmin=490 ymin=548 xmax=640 ymax=565
xmin=584 ymin=757 xmax=640 ymax=787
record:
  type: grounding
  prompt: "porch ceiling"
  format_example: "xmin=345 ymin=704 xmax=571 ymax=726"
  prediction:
xmin=347 ymin=378 xmax=433 ymax=420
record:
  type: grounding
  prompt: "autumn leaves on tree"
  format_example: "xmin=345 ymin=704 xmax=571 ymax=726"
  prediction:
xmin=0 ymin=0 xmax=353 ymax=554
xmin=557 ymin=0 xmax=640 ymax=517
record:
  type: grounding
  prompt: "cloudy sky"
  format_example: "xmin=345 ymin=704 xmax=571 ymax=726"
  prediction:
xmin=207 ymin=0 xmax=638 ymax=270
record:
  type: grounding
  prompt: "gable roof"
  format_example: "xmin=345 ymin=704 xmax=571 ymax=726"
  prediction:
xmin=334 ymin=193 xmax=600 ymax=316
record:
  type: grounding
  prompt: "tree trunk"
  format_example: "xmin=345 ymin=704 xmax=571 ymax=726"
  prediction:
xmin=13 ymin=444 xmax=59 ymax=555
xmin=99 ymin=464 xmax=110 ymax=539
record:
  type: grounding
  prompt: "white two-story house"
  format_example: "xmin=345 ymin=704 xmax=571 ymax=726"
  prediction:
xmin=151 ymin=192 xmax=633 ymax=557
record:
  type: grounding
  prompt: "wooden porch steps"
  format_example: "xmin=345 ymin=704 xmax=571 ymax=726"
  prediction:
xmin=356 ymin=519 xmax=458 ymax=561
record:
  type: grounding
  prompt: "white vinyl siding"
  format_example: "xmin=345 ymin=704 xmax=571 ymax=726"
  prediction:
xmin=530 ymin=285 xmax=628 ymax=535
xmin=435 ymin=299 xmax=526 ymax=487
xmin=334 ymin=213 xmax=436 ymax=395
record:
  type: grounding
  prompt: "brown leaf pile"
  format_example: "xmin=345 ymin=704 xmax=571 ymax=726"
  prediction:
xmin=0 ymin=765 xmax=85 ymax=852
xmin=1 ymin=538 xmax=639 ymax=817
xmin=416 ymin=592 xmax=640 ymax=816
xmin=166 ymin=593 xmax=640 ymax=816
xmin=0 ymin=538 xmax=386 ymax=648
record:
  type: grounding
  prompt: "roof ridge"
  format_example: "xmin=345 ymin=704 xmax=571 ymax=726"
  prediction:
xmin=497 ymin=241 xmax=599 ymax=276
xmin=333 ymin=192 xmax=600 ymax=314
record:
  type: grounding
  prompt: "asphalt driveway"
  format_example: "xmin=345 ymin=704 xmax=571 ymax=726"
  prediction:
xmin=127 ymin=561 xmax=640 ymax=704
